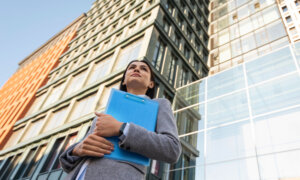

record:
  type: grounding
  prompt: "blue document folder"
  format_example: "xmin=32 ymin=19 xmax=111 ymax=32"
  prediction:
xmin=103 ymin=88 xmax=159 ymax=166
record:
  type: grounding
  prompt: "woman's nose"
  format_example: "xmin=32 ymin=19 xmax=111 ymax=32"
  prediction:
xmin=134 ymin=68 xmax=140 ymax=72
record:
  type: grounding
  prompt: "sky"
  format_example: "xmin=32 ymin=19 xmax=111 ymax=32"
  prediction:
xmin=0 ymin=0 xmax=95 ymax=88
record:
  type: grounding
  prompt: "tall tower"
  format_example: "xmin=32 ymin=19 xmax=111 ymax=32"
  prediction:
xmin=0 ymin=0 xmax=210 ymax=179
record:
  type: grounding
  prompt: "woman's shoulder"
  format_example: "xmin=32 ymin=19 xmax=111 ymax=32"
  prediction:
xmin=152 ymin=98 xmax=172 ymax=107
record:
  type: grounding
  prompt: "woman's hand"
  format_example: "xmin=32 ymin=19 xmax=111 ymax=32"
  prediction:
xmin=72 ymin=133 xmax=114 ymax=157
xmin=94 ymin=112 xmax=123 ymax=137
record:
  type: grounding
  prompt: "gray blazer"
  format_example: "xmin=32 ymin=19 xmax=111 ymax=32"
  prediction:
xmin=59 ymin=98 xmax=181 ymax=180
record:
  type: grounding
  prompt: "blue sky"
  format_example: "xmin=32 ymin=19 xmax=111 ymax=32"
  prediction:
xmin=0 ymin=0 xmax=95 ymax=88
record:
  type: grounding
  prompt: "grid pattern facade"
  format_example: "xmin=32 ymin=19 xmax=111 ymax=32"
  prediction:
xmin=0 ymin=0 xmax=210 ymax=179
xmin=208 ymin=0 xmax=290 ymax=74
xmin=0 ymin=16 xmax=85 ymax=149
xmin=277 ymin=0 xmax=300 ymax=42
xmin=172 ymin=43 xmax=300 ymax=179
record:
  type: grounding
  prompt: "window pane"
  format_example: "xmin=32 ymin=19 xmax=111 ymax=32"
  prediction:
xmin=43 ymin=82 xmax=65 ymax=108
xmin=69 ymin=94 xmax=96 ymax=121
xmin=219 ymin=44 xmax=231 ymax=62
xmin=43 ymin=107 xmax=68 ymax=132
xmin=206 ymin=158 xmax=260 ymax=180
xmin=4 ymin=128 xmax=24 ymax=148
xmin=231 ymin=39 xmax=242 ymax=57
xmin=251 ymin=12 xmax=264 ymax=29
xmin=266 ymin=20 xmax=286 ymax=42
xmin=41 ymin=138 xmax=64 ymax=172
xmin=23 ymin=145 xmax=47 ymax=178
xmin=230 ymin=24 xmax=240 ymax=40
xmin=87 ymin=57 xmax=111 ymax=84
xmin=262 ymin=5 xmax=280 ymax=24
xmin=254 ymin=107 xmax=300 ymax=155
xmin=114 ymin=40 xmax=142 ymax=71
xmin=258 ymin=150 xmax=300 ymax=180
xmin=20 ymin=118 xmax=45 ymax=142
xmin=218 ymin=29 xmax=230 ymax=45
xmin=254 ymin=28 xmax=268 ymax=47
xmin=97 ymin=83 xmax=120 ymax=110
xmin=249 ymin=73 xmax=300 ymax=116
xmin=207 ymin=65 xmax=245 ymax=99
xmin=241 ymin=33 xmax=256 ymax=53
xmin=206 ymin=121 xmax=255 ymax=163
xmin=245 ymin=46 xmax=296 ymax=85
xmin=239 ymin=18 xmax=253 ymax=36
xmin=207 ymin=91 xmax=249 ymax=127
xmin=63 ymin=71 xmax=87 ymax=97
xmin=26 ymin=93 xmax=46 ymax=116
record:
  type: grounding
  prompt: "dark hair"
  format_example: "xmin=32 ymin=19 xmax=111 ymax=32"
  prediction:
xmin=119 ymin=60 xmax=156 ymax=99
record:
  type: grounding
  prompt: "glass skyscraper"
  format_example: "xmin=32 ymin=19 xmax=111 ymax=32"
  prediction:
xmin=173 ymin=43 xmax=300 ymax=179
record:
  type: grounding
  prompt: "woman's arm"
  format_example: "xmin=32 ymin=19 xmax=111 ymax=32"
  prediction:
xmin=119 ymin=98 xmax=182 ymax=164
xmin=59 ymin=117 xmax=113 ymax=172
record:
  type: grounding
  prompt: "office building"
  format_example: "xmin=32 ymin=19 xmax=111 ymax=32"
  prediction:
xmin=173 ymin=42 xmax=300 ymax=179
xmin=0 ymin=0 xmax=209 ymax=179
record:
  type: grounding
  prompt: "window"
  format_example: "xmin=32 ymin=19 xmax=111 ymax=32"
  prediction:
xmin=43 ymin=82 xmax=65 ymax=108
xmin=42 ymin=107 xmax=68 ymax=132
xmin=14 ymin=145 xmax=47 ymax=179
xmin=296 ymin=0 xmax=300 ymax=6
xmin=0 ymin=154 xmax=22 ymax=179
xmin=152 ymin=40 xmax=166 ymax=71
xmin=114 ymin=40 xmax=142 ymax=71
xmin=26 ymin=93 xmax=47 ymax=116
xmin=286 ymin=16 xmax=292 ymax=23
xmin=177 ymin=15 xmax=184 ymax=29
xmin=187 ymin=27 xmax=192 ymax=40
xmin=63 ymin=70 xmax=87 ymax=97
xmin=165 ymin=1 xmax=174 ymax=14
xmin=241 ymin=33 xmax=256 ymax=53
xmin=20 ymin=118 xmax=45 ymax=142
xmin=3 ymin=128 xmax=24 ymax=148
xmin=87 ymin=57 xmax=111 ymax=84
xmin=167 ymin=55 xmax=177 ymax=85
xmin=179 ymin=67 xmax=188 ymax=87
xmin=184 ymin=45 xmax=191 ymax=60
xmin=69 ymin=94 xmax=96 ymax=121
xmin=290 ymin=27 xmax=297 ymax=35
xmin=282 ymin=6 xmax=288 ymax=12
xmin=174 ymin=32 xmax=181 ymax=48
xmin=163 ymin=18 xmax=170 ymax=34
xmin=40 ymin=138 xmax=64 ymax=173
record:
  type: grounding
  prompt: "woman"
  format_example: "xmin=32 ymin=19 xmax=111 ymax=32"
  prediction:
xmin=59 ymin=60 xmax=182 ymax=180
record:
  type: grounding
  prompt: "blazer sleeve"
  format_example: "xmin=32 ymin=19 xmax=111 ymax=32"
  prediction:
xmin=59 ymin=116 xmax=98 ymax=172
xmin=118 ymin=98 xmax=182 ymax=164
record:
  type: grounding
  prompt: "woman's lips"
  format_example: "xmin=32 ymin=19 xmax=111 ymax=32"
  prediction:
xmin=131 ymin=73 xmax=141 ymax=77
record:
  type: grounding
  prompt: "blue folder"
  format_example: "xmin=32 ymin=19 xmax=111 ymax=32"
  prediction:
xmin=103 ymin=88 xmax=159 ymax=166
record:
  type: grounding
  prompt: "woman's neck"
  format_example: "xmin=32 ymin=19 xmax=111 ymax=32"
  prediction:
xmin=126 ymin=88 xmax=147 ymax=96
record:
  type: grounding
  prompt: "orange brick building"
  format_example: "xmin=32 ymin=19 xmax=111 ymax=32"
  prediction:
xmin=0 ymin=14 xmax=86 ymax=149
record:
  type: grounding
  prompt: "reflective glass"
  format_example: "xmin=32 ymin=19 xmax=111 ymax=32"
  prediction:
xmin=207 ymin=91 xmax=249 ymax=127
xmin=246 ymin=46 xmax=296 ymax=85
xmin=231 ymin=39 xmax=242 ymax=57
xmin=258 ymin=150 xmax=300 ymax=180
xmin=176 ymin=79 xmax=205 ymax=108
xmin=266 ymin=20 xmax=286 ymax=42
xmin=239 ymin=18 xmax=253 ymax=36
xmin=262 ymin=5 xmax=280 ymax=24
xmin=254 ymin=107 xmax=300 ymax=155
xmin=241 ymin=33 xmax=256 ymax=53
xmin=206 ymin=158 xmax=260 ymax=180
xmin=206 ymin=120 xmax=255 ymax=163
xmin=249 ymin=73 xmax=300 ymax=116
xmin=292 ymin=41 xmax=300 ymax=67
xmin=207 ymin=65 xmax=245 ymax=99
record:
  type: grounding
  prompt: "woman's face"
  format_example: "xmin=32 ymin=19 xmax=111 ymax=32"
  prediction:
xmin=122 ymin=61 xmax=154 ymax=91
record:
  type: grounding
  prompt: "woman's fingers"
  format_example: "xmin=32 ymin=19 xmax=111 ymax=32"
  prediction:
xmin=73 ymin=134 xmax=114 ymax=157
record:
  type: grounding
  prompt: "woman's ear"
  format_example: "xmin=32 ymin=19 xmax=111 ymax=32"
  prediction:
xmin=148 ymin=81 xmax=154 ymax=89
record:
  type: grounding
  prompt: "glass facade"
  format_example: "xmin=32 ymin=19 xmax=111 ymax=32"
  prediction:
xmin=172 ymin=43 xmax=300 ymax=179
xmin=209 ymin=0 xmax=290 ymax=74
